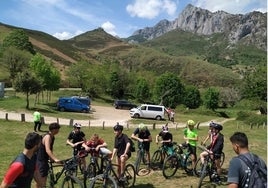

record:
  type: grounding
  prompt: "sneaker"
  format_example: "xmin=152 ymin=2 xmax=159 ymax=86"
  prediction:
xmin=119 ymin=175 xmax=126 ymax=182
xmin=212 ymin=176 xmax=221 ymax=184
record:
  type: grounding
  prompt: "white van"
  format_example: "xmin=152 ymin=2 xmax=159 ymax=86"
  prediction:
xmin=130 ymin=104 xmax=165 ymax=120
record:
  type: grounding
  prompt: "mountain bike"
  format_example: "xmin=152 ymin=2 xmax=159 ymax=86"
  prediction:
xmin=151 ymin=144 xmax=170 ymax=169
xmin=89 ymin=155 xmax=136 ymax=188
xmin=46 ymin=156 xmax=83 ymax=188
xmin=162 ymin=142 xmax=192 ymax=179
xmin=194 ymin=146 xmax=221 ymax=188
xmin=84 ymin=147 xmax=106 ymax=188
xmin=134 ymin=142 xmax=149 ymax=175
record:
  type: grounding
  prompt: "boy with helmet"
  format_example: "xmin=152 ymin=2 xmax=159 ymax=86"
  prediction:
xmin=182 ymin=120 xmax=198 ymax=174
xmin=156 ymin=125 xmax=173 ymax=163
xmin=111 ymin=123 xmax=131 ymax=181
xmin=131 ymin=123 xmax=152 ymax=166
xmin=66 ymin=123 xmax=86 ymax=171
xmin=200 ymin=123 xmax=224 ymax=182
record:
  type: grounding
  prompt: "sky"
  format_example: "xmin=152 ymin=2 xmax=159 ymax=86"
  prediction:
xmin=0 ymin=0 xmax=266 ymax=40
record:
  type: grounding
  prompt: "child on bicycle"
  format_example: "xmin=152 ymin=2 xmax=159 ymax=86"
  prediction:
xmin=200 ymin=123 xmax=224 ymax=182
xmin=111 ymin=123 xmax=131 ymax=181
xmin=182 ymin=120 xmax=198 ymax=175
xmin=131 ymin=123 xmax=152 ymax=166
xmin=201 ymin=121 xmax=214 ymax=146
xmin=66 ymin=123 xmax=86 ymax=171
xmin=155 ymin=126 xmax=173 ymax=163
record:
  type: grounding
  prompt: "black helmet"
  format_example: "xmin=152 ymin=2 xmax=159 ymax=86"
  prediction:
xmin=211 ymin=123 xmax=223 ymax=131
xmin=113 ymin=124 xmax=123 ymax=131
xmin=73 ymin=123 xmax=81 ymax=128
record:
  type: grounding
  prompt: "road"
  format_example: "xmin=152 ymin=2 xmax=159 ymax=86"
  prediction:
xmin=0 ymin=105 xmax=232 ymax=129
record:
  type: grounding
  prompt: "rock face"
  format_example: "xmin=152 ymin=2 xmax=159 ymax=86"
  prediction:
xmin=132 ymin=4 xmax=267 ymax=50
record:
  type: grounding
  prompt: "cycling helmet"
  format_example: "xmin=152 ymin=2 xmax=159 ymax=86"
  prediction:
xmin=138 ymin=123 xmax=147 ymax=131
xmin=209 ymin=121 xmax=215 ymax=127
xmin=113 ymin=124 xmax=123 ymax=131
xmin=187 ymin=120 xmax=195 ymax=126
xmin=73 ymin=123 xmax=81 ymax=128
xmin=211 ymin=123 xmax=223 ymax=131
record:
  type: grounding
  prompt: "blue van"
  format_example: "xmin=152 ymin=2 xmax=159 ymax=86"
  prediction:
xmin=57 ymin=97 xmax=90 ymax=113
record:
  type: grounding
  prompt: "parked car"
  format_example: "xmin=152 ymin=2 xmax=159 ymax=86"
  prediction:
xmin=57 ymin=97 xmax=90 ymax=113
xmin=114 ymin=100 xmax=137 ymax=110
xmin=130 ymin=104 xmax=165 ymax=120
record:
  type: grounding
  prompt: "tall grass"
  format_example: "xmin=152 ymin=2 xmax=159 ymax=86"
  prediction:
xmin=0 ymin=119 xmax=266 ymax=188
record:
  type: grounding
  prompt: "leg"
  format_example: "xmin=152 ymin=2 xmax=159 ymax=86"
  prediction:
xmin=116 ymin=157 xmax=121 ymax=177
xmin=34 ymin=122 xmax=38 ymax=132
xmin=215 ymin=159 xmax=221 ymax=175
xmin=200 ymin=151 xmax=207 ymax=164
xmin=119 ymin=155 xmax=129 ymax=178
xmin=38 ymin=121 xmax=42 ymax=131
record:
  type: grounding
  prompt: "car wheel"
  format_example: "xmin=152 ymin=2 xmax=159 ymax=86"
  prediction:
xmin=134 ymin=113 xmax=140 ymax=118
xmin=59 ymin=107 xmax=65 ymax=112
xmin=155 ymin=116 xmax=161 ymax=120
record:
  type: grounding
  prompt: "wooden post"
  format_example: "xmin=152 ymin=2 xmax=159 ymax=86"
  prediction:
xmin=69 ymin=119 xmax=73 ymax=126
xmin=153 ymin=123 xmax=156 ymax=130
xmin=127 ymin=122 xmax=129 ymax=130
xmin=41 ymin=117 xmax=45 ymax=124
xmin=56 ymin=118 xmax=59 ymax=124
xmin=102 ymin=121 xmax=105 ymax=130
xmin=21 ymin=114 xmax=25 ymax=122
xmin=88 ymin=120 xmax=90 ymax=129
xmin=5 ymin=113 xmax=8 ymax=120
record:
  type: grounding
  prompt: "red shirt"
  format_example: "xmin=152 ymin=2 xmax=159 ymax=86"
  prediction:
xmin=85 ymin=138 xmax=105 ymax=156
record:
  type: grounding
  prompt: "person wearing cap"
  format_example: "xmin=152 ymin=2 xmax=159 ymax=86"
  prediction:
xmin=0 ymin=132 xmax=41 ymax=188
xmin=111 ymin=123 xmax=131 ymax=181
xmin=156 ymin=125 xmax=173 ymax=163
xmin=35 ymin=122 xmax=61 ymax=188
xmin=200 ymin=123 xmax=224 ymax=182
xmin=182 ymin=120 xmax=198 ymax=174
xmin=66 ymin=123 xmax=86 ymax=172
xmin=131 ymin=123 xmax=152 ymax=166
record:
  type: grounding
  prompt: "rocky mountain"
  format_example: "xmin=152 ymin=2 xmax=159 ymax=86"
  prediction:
xmin=131 ymin=4 xmax=267 ymax=51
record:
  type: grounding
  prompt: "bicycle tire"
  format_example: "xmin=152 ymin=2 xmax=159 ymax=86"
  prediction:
xmin=193 ymin=158 xmax=202 ymax=177
xmin=46 ymin=172 xmax=55 ymax=188
xmin=162 ymin=155 xmax=178 ymax=179
xmin=151 ymin=150 xmax=161 ymax=168
xmin=134 ymin=150 xmax=142 ymax=175
xmin=61 ymin=175 xmax=83 ymax=188
xmin=84 ymin=162 xmax=97 ymax=187
xmin=89 ymin=174 xmax=118 ymax=188
xmin=123 ymin=164 xmax=136 ymax=187
xmin=197 ymin=162 xmax=208 ymax=188
xmin=183 ymin=153 xmax=193 ymax=173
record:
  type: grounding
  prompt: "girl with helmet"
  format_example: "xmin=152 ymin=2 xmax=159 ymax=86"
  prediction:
xmin=200 ymin=123 xmax=224 ymax=183
xmin=111 ymin=123 xmax=131 ymax=181
xmin=201 ymin=121 xmax=215 ymax=146
xmin=131 ymin=123 xmax=152 ymax=166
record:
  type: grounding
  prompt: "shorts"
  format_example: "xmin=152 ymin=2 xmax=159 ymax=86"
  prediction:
xmin=139 ymin=142 xmax=150 ymax=152
xmin=188 ymin=145 xmax=197 ymax=158
xmin=214 ymin=152 xmax=222 ymax=159
xmin=37 ymin=160 xmax=49 ymax=177
xmin=100 ymin=147 xmax=112 ymax=156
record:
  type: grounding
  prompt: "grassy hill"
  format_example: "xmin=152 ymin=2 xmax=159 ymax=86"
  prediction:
xmin=0 ymin=22 xmax=266 ymax=88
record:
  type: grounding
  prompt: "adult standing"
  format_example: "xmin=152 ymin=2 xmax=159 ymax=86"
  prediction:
xmin=111 ymin=124 xmax=131 ymax=181
xmin=33 ymin=110 xmax=42 ymax=132
xmin=35 ymin=122 xmax=61 ymax=188
xmin=131 ymin=123 xmax=152 ymax=166
xmin=0 ymin=132 xmax=41 ymax=188
xmin=227 ymin=132 xmax=267 ymax=188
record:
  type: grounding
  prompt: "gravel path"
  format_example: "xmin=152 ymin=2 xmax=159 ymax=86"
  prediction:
xmin=0 ymin=105 xmax=234 ymax=129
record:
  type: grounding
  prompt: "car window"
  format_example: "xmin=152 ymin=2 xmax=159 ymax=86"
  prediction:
xmin=141 ymin=106 xmax=146 ymax=110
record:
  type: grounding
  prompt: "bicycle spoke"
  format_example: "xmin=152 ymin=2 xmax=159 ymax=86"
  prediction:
xmin=89 ymin=174 xmax=117 ymax=188
xmin=162 ymin=155 xmax=178 ymax=179
xmin=123 ymin=164 xmax=136 ymax=187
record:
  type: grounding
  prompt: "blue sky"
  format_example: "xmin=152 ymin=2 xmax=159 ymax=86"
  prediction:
xmin=0 ymin=0 xmax=266 ymax=40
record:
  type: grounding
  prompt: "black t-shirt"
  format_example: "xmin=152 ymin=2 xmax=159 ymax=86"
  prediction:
xmin=67 ymin=131 xmax=85 ymax=150
xmin=114 ymin=133 xmax=131 ymax=157
xmin=159 ymin=131 xmax=173 ymax=147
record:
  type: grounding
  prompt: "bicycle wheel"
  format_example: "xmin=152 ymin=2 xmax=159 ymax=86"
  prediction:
xmin=134 ymin=150 xmax=142 ymax=175
xmin=183 ymin=154 xmax=193 ymax=173
xmin=89 ymin=174 xmax=118 ymax=188
xmin=220 ymin=152 xmax=225 ymax=167
xmin=46 ymin=172 xmax=55 ymax=188
xmin=151 ymin=150 xmax=161 ymax=169
xmin=197 ymin=162 xmax=208 ymax=188
xmin=86 ymin=162 xmax=97 ymax=179
xmin=162 ymin=155 xmax=178 ymax=179
xmin=61 ymin=175 xmax=83 ymax=188
xmin=123 ymin=164 xmax=136 ymax=187
xmin=193 ymin=158 xmax=202 ymax=177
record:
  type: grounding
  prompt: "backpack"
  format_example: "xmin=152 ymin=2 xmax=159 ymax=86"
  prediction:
xmin=128 ymin=138 xmax=135 ymax=152
xmin=238 ymin=154 xmax=267 ymax=188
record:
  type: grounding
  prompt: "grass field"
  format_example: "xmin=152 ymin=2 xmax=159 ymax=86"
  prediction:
xmin=0 ymin=118 xmax=266 ymax=188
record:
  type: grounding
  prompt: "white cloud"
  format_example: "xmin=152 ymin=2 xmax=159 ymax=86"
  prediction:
xmin=101 ymin=21 xmax=117 ymax=36
xmin=194 ymin=0 xmax=267 ymax=14
xmin=126 ymin=0 xmax=177 ymax=19
xmin=53 ymin=30 xmax=83 ymax=40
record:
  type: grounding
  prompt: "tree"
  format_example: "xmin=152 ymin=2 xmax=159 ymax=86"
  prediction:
xmin=2 ymin=47 xmax=32 ymax=82
xmin=153 ymin=73 xmax=185 ymax=108
xmin=203 ymin=87 xmax=219 ymax=111
xmin=66 ymin=61 xmax=90 ymax=88
xmin=13 ymin=71 xmax=42 ymax=109
xmin=184 ymin=85 xmax=202 ymax=109
xmin=135 ymin=78 xmax=150 ymax=103
xmin=2 ymin=29 xmax=35 ymax=54
xmin=109 ymin=71 xmax=125 ymax=98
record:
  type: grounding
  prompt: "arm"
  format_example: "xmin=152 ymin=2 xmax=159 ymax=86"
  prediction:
xmin=131 ymin=133 xmax=142 ymax=142
xmin=96 ymin=141 xmax=108 ymax=151
xmin=155 ymin=135 xmax=159 ymax=144
xmin=0 ymin=162 xmax=24 ymax=188
xmin=111 ymin=148 xmax=117 ymax=160
xmin=44 ymin=135 xmax=59 ymax=162
xmin=228 ymin=183 xmax=238 ymax=188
